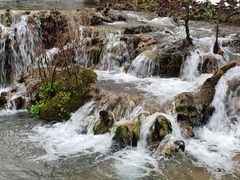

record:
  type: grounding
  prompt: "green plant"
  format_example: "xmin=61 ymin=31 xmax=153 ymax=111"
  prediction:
xmin=203 ymin=6 xmax=216 ymax=19
xmin=38 ymin=81 xmax=64 ymax=101
xmin=29 ymin=102 xmax=45 ymax=118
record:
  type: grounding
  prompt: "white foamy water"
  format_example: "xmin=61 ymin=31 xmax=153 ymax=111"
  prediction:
xmin=100 ymin=32 xmax=130 ymax=70
xmin=0 ymin=6 xmax=234 ymax=178
xmin=186 ymin=66 xmax=240 ymax=173
xmin=181 ymin=51 xmax=202 ymax=81
xmin=96 ymin=70 xmax=210 ymax=103
xmin=112 ymin=148 xmax=160 ymax=179
xmin=147 ymin=17 xmax=176 ymax=28
xmin=29 ymin=102 xmax=112 ymax=160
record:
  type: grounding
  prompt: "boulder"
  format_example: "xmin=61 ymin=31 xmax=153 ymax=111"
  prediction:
xmin=149 ymin=115 xmax=172 ymax=143
xmin=93 ymin=110 xmax=114 ymax=135
xmin=157 ymin=138 xmax=185 ymax=156
xmin=113 ymin=121 xmax=141 ymax=146
xmin=13 ymin=97 xmax=26 ymax=110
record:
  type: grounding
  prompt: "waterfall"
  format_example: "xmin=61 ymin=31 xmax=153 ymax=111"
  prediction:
xmin=1 ymin=7 xmax=240 ymax=179
xmin=75 ymin=28 xmax=130 ymax=70
xmin=186 ymin=66 xmax=240 ymax=173
xmin=128 ymin=52 xmax=157 ymax=78
xmin=181 ymin=51 xmax=202 ymax=81
xmin=100 ymin=32 xmax=130 ymax=70
xmin=0 ymin=14 xmax=41 ymax=86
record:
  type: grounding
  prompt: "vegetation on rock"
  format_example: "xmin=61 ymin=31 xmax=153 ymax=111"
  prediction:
xmin=149 ymin=115 xmax=172 ymax=143
xmin=113 ymin=120 xmax=141 ymax=146
xmin=29 ymin=67 xmax=97 ymax=121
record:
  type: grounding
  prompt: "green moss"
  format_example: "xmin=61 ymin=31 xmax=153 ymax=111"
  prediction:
xmin=119 ymin=100 xmax=128 ymax=116
xmin=146 ymin=51 xmax=160 ymax=61
xmin=159 ymin=118 xmax=172 ymax=140
xmin=38 ymin=81 xmax=64 ymax=101
xmin=150 ymin=115 xmax=172 ymax=143
xmin=29 ymin=102 xmax=45 ymax=118
xmin=113 ymin=121 xmax=141 ymax=146
xmin=146 ymin=51 xmax=170 ymax=63
xmin=29 ymin=67 xmax=97 ymax=121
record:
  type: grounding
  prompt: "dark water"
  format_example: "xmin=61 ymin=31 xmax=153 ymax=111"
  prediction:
xmin=0 ymin=0 xmax=96 ymax=10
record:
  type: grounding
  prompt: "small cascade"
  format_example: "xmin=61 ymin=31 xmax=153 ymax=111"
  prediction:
xmin=208 ymin=66 xmax=240 ymax=132
xmin=100 ymin=32 xmax=130 ymax=70
xmin=187 ymin=66 xmax=240 ymax=172
xmin=138 ymin=112 xmax=161 ymax=148
xmin=1 ymin=6 xmax=240 ymax=179
xmin=181 ymin=51 xmax=202 ymax=81
xmin=128 ymin=51 xmax=158 ymax=77
xmin=76 ymin=27 xmax=130 ymax=70
xmin=0 ymin=14 xmax=41 ymax=86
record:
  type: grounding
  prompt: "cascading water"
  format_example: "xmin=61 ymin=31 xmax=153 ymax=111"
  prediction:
xmin=1 ymin=7 xmax=240 ymax=180
xmin=100 ymin=32 xmax=130 ymax=71
xmin=76 ymin=28 xmax=130 ymax=70
xmin=181 ymin=51 xmax=202 ymax=81
xmin=128 ymin=51 xmax=158 ymax=78
xmin=186 ymin=66 xmax=240 ymax=174
xmin=0 ymin=13 xmax=41 ymax=86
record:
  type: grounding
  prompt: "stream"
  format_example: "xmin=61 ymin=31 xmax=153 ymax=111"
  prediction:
xmin=0 ymin=2 xmax=240 ymax=180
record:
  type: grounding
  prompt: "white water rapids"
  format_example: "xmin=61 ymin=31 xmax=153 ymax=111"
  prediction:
xmin=0 ymin=9 xmax=240 ymax=179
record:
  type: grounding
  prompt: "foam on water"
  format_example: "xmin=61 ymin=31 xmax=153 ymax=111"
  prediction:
xmin=147 ymin=17 xmax=176 ymax=28
xmin=111 ymin=148 xmax=160 ymax=179
xmin=186 ymin=66 xmax=240 ymax=173
xmin=181 ymin=51 xmax=202 ymax=81
xmin=0 ymin=109 xmax=26 ymax=116
xmin=1 ymin=7 xmax=238 ymax=178
xmin=96 ymin=70 xmax=210 ymax=103
xmin=29 ymin=102 xmax=112 ymax=160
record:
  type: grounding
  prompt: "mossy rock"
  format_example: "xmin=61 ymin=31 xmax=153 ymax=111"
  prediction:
xmin=149 ymin=115 xmax=172 ymax=143
xmin=136 ymin=50 xmax=183 ymax=77
xmin=145 ymin=51 xmax=171 ymax=62
xmin=175 ymin=92 xmax=199 ymax=126
xmin=113 ymin=121 xmax=141 ymax=146
xmin=93 ymin=110 xmax=114 ymax=135
xmin=88 ymin=46 xmax=102 ymax=65
xmin=29 ymin=67 xmax=97 ymax=121
xmin=0 ymin=11 xmax=13 ymax=27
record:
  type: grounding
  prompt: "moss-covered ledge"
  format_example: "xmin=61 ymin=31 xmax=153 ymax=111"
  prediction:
xmin=29 ymin=67 xmax=97 ymax=122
